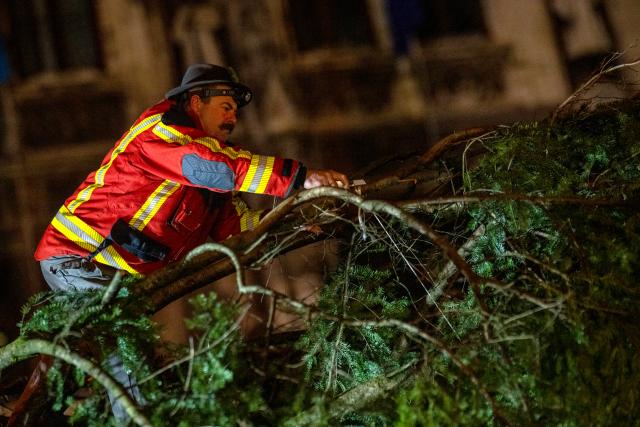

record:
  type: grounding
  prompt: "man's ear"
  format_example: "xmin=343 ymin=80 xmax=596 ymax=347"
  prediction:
xmin=188 ymin=94 xmax=201 ymax=112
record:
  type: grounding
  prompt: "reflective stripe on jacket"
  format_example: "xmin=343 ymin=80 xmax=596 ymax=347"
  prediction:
xmin=35 ymin=99 xmax=303 ymax=275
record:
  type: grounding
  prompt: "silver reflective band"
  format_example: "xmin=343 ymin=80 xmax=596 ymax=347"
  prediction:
xmin=54 ymin=211 xmax=122 ymax=269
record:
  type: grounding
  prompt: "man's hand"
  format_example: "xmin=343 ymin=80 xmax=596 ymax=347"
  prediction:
xmin=304 ymin=169 xmax=349 ymax=189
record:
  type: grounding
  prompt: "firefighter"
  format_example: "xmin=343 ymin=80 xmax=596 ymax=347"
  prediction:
xmin=35 ymin=63 xmax=348 ymax=287
xmin=31 ymin=63 xmax=348 ymax=423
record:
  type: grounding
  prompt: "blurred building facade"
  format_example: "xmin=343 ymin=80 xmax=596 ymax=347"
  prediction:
xmin=0 ymin=0 xmax=639 ymax=339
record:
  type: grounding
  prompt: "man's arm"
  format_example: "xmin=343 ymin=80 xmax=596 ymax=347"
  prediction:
xmin=209 ymin=167 xmax=349 ymax=241
xmin=136 ymin=129 xmax=305 ymax=198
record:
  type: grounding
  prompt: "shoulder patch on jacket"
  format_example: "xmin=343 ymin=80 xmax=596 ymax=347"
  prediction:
xmin=182 ymin=154 xmax=234 ymax=191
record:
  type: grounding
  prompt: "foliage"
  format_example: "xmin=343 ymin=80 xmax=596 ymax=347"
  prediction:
xmin=21 ymin=288 xmax=267 ymax=426
xmin=5 ymin=99 xmax=640 ymax=426
xmin=20 ymin=279 xmax=158 ymax=383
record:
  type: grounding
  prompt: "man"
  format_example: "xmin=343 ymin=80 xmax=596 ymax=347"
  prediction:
xmin=34 ymin=63 xmax=348 ymax=287
xmin=30 ymin=63 xmax=348 ymax=423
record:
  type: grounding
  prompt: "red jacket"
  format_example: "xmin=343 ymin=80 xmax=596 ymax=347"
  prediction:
xmin=34 ymin=99 xmax=305 ymax=275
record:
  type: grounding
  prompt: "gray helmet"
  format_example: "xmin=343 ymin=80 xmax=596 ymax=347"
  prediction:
xmin=165 ymin=63 xmax=252 ymax=107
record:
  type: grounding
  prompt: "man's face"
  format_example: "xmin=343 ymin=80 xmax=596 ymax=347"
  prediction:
xmin=190 ymin=85 xmax=238 ymax=142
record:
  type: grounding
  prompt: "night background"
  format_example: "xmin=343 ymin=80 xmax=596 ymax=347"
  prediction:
xmin=1 ymin=1 xmax=640 ymax=424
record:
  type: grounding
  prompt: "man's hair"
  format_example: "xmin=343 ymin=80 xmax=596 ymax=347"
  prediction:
xmin=175 ymin=89 xmax=210 ymax=112
xmin=177 ymin=85 xmax=236 ymax=111
xmin=176 ymin=92 xmax=192 ymax=112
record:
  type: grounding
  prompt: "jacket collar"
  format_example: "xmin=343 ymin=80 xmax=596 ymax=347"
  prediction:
xmin=161 ymin=103 xmax=196 ymax=128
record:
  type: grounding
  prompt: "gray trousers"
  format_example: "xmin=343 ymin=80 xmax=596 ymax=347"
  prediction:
xmin=40 ymin=255 xmax=115 ymax=291
xmin=40 ymin=255 xmax=144 ymax=424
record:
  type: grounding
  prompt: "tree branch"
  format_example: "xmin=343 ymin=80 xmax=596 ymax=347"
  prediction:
xmin=0 ymin=337 xmax=151 ymax=427
xmin=398 ymin=193 xmax=632 ymax=210
xmin=284 ymin=367 xmax=414 ymax=427
xmin=364 ymin=128 xmax=494 ymax=193
xmin=551 ymin=57 xmax=640 ymax=124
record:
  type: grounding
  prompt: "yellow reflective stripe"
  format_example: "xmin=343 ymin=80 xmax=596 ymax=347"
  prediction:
xmin=129 ymin=180 xmax=181 ymax=231
xmin=255 ymin=156 xmax=275 ymax=194
xmin=55 ymin=205 xmax=105 ymax=247
xmin=239 ymin=156 xmax=260 ymax=192
xmin=232 ymin=196 xmax=249 ymax=216
xmin=152 ymin=122 xmax=251 ymax=159
xmin=51 ymin=205 xmax=139 ymax=275
xmin=231 ymin=196 xmax=262 ymax=232
xmin=240 ymin=209 xmax=263 ymax=232
xmin=196 ymin=137 xmax=251 ymax=160
xmin=239 ymin=155 xmax=274 ymax=194
xmin=95 ymin=248 xmax=140 ymax=276
xmin=51 ymin=216 xmax=101 ymax=254
xmin=93 ymin=253 xmax=114 ymax=268
xmin=68 ymin=114 xmax=162 ymax=213
xmin=152 ymin=122 xmax=192 ymax=145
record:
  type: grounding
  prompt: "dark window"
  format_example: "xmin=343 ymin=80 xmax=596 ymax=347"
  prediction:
xmin=8 ymin=0 xmax=101 ymax=77
xmin=17 ymin=88 xmax=126 ymax=148
xmin=387 ymin=0 xmax=486 ymax=55
xmin=417 ymin=0 xmax=486 ymax=40
xmin=547 ymin=0 xmax=615 ymax=88
xmin=287 ymin=0 xmax=374 ymax=51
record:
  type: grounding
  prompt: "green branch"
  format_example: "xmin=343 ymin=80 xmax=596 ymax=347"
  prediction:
xmin=0 ymin=337 xmax=151 ymax=427
xmin=284 ymin=368 xmax=414 ymax=427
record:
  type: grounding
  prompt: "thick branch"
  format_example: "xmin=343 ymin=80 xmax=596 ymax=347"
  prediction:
xmin=364 ymin=127 xmax=493 ymax=193
xmin=145 ymin=233 xmax=321 ymax=312
xmin=142 ymin=187 xmax=499 ymax=313
xmin=398 ymin=193 xmax=632 ymax=210
xmin=136 ymin=194 xmax=334 ymax=300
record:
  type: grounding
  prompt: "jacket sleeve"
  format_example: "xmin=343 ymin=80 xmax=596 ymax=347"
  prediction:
xmin=209 ymin=194 xmax=267 ymax=241
xmin=136 ymin=122 xmax=306 ymax=198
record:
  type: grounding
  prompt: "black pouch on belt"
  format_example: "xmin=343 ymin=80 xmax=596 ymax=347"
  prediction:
xmin=110 ymin=218 xmax=169 ymax=262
